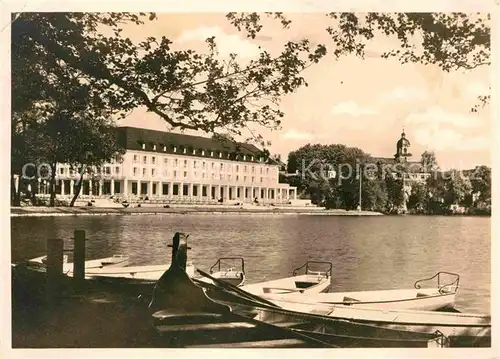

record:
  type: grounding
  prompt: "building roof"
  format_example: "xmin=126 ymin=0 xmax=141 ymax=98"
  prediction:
xmin=115 ymin=126 xmax=265 ymax=163
xmin=371 ymin=157 xmax=428 ymax=173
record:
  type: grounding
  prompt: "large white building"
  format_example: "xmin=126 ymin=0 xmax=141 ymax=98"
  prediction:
xmin=52 ymin=127 xmax=298 ymax=204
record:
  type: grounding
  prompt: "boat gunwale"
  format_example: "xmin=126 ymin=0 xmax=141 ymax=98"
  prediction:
xmin=266 ymin=291 xmax=456 ymax=307
xmin=219 ymin=297 xmax=491 ymax=329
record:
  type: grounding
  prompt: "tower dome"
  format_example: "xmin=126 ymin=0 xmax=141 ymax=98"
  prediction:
xmin=395 ymin=128 xmax=412 ymax=162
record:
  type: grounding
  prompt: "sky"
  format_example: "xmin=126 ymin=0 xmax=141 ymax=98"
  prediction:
xmin=116 ymin=13 xmax=491 ymax=170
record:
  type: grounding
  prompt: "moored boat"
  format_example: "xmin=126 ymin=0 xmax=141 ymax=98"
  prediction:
xmin=26 ymin=254 xmax=131 ymax=273
xmin=259 ymin=272 xmax=459 ymax=311
xmin=253 ymin=294 xmax=490 ymax=347
xmin=241 ymin=261 xmax=332 ymax=295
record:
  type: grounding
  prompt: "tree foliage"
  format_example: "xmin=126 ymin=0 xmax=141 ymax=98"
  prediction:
xmin=228 ymin=12 xmax=490 ymax=71
xmin=420 ymin=150 xmax=439 ymax=172
xmin=469 ymin=165 xmax=491 ymax=201
xmin=12 ymin=13 xmax=128 ymax=206
xmin=14 ymin=12 xmax=328 ymax=145
xmin=285 ymin=144 xmax=490 ymax=215
xmin=228 ymin=12 xmax=490 ymax=111
xmin=286 ymin=143 xmax=389 ymax=211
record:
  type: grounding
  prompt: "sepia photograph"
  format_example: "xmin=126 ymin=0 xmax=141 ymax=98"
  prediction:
xmin=4 ymin=1 xmax=497 ymax=358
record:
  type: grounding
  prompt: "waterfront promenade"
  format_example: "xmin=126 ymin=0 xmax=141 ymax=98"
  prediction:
xmin=10 ymin=205 xmax=383 ymax=217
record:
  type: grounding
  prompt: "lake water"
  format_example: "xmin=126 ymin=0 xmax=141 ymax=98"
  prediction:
xmin=11 ymin=214 xmax=491 ymax=313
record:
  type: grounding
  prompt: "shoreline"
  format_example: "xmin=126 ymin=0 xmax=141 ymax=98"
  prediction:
xmin=10 ymin=206 xmax=383 ymax=217
xmin=10 ymin=206 xmax=490 ymax=218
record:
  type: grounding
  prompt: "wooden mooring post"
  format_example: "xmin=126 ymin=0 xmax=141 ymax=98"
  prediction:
xmin=46 ymin=237 xmax=64 ymax=303
xmin=73 ymin=229 xmax=86 ymax=289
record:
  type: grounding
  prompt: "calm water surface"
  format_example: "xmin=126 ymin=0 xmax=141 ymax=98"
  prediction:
xmin=11 ymin=214 xmax=491 ymax=313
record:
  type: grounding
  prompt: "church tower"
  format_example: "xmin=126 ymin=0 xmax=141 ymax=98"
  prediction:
xmin=394 ymin=128 xmax=412 ymax=163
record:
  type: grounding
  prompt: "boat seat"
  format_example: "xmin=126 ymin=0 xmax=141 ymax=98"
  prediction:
xmin=295 ymin=281 xmax=316 ymax=289
xmin=416 ymin=292 xmax=430 ymax=298
xmin=342 ymin=296 xmax=360 ymax=303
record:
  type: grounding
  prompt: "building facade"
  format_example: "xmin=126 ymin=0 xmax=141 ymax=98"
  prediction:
xmin=374 ymin=129 xmax=432 ymax=184
xmin=53 ymin=127 xmax=298 ymax=204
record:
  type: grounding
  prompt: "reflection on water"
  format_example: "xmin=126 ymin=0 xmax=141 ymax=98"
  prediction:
xmin=11 ymin=214 xmax=490 ymax=313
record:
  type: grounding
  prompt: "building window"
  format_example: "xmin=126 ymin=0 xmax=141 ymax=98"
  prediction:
xmin=266 ymin=168 xmax=269 ymax=175
xmin=227 ymin=153 xmax=231 ymax=159
xmin=210 ymin=151 xmax=214 ymax=157
xmin=202 ymin=173 xmax=206 ymax=179
xmin=260 ymin=168 xmax=263 ymax=174
xmin=211 ymin=162 xmax=215 ymax=169
xmin=259 ymin=157 xmax=263 ymax=162
xmin=193 ymin=161 xmax=197 ymax=169
xmin=252 ymin=177 xmax=255 ymax=183
xmin=105 ymin=167 xmax=111 ymax=175
xmin=133 ymin=155 xmax=138 ymax=163
xmin=152 ymin=168 xmax=155 ymax=176
xmin=252 ymin=166 xmax=255 ymax=173
xmin=142 ymin=168 xmax=146 ymax=177
xmin=251 ymin=156 xmax=254 ymax=161
xmin=115 ymin=166 xmax=120 ymax=174
xmin=236 ymin=175 xmax=239 ymax=181
xmin=244 ymin=176 xmax=247 ymax=182
xmin=173 ymin=146 xmax=177 ymax=153
xmin=220 ymin=174 xmax=224 ymax=180
xmin=174 ymin=159 xmax=178 ymax=167
xmin=173 ymin=171 xmax=177 ymax=178
xmin=183 ymin=147 xmax=187 ymax=154
xmin=163 ymin=145 xmax=167 ymax=151
xmin=153 ymin=144 xmax=156 ymax=150
xmin=193 ymin=149 xmax=196 ymax=155
xmin=164 ymin=158 xmax=168 ymax=165
xmin=133 ymin=167 xmax=138 ymax=176
xmin=60 ymin=168 xmax=64 ymax=175
xmin=236 ymin=165 xmax=239 ymax=172
xmin=244 ymin=166 xmax=248 ymax=172
xmin=219 ymin=152 xmax=222 ymax=158
xmin=243 ymin=155 xmax=247 ymax=161
xmin=184 ymin=159 xmax=188 ymax=167
xmin=143 ymin=156 xmax=147 ymax=164
xmin=202 ymin=150 xmax=205 ymax=156
xmin=183 ymin=171 xmax=187 ymax=178
xmin=142 ymin=143 xmax=146 ymax=150
xmin=228 ymin=174 xmax=232 ymax=181
xmin=202 ymin=161 xmax=206 ymax=169
xmin=260 ymin=177 xmax=263 ymax=183
xmin=152 ymin=156 xmax=156 ymax=165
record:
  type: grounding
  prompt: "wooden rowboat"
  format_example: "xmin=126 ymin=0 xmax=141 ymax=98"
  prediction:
xmin=241 ymin=261 xmax=332 ymax=295
xmin=84 ymin=258 xmax=244 ymax=287
xmin=259 ymin=272 xmax=459 ymax=311
xmin=247 ymin=294 xmax=490 ymax=347
xmin=26 ymin=254 xmax=131 ymax=273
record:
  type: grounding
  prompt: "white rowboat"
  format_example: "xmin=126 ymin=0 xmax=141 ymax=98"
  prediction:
xmin=261 ymin=273 xmax=459 ymax=311
xmin=26 ymin=254 xmax=130 ymax=273
xmin=242 ymin=261 xmax=332 ymax=295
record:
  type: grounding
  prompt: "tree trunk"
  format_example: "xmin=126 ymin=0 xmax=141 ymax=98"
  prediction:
xmin=30 ymin=179 xmax=38 ymax=206
xmin=69 ymin=176 xmax=84 ymax=207
xmin=49 ymin=162 xmax=57 ymax=207
xmin=11 ymin=174 xmax=21 ymax=206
